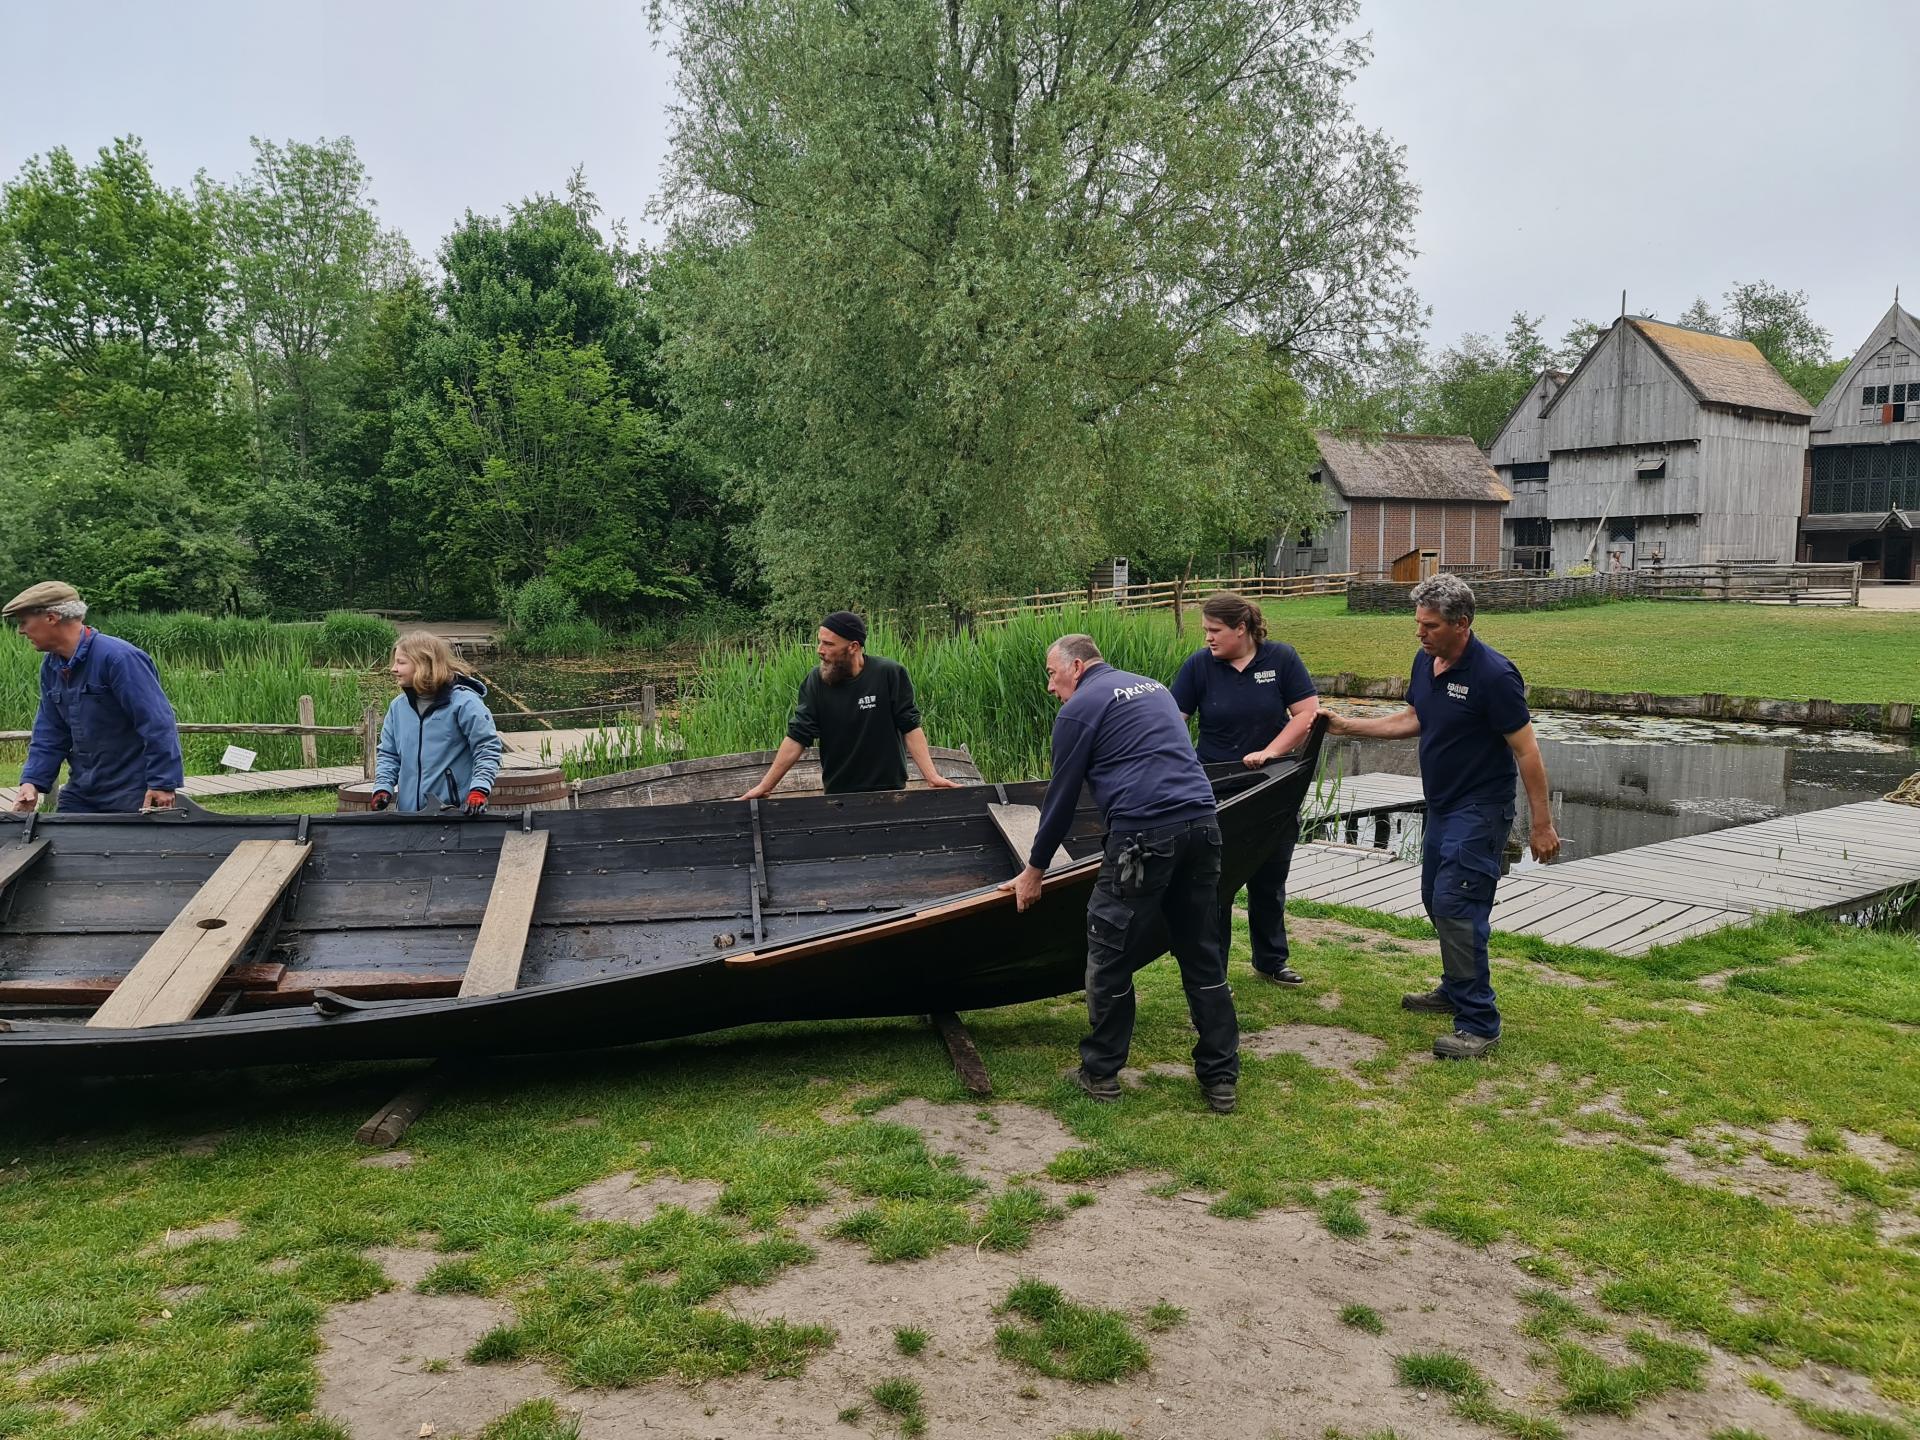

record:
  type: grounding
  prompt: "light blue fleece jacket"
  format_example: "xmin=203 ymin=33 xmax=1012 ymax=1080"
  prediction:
xmin=373 ymin=674 xmax=503 ymax=813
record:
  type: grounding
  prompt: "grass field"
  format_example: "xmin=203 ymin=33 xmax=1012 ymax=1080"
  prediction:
xmin=3 ymin=909 xmax=1917 ymax=1437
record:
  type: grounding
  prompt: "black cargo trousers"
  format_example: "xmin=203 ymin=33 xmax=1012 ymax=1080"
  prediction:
xmin=1079 ymin=816 xmax=1240 ymax=1086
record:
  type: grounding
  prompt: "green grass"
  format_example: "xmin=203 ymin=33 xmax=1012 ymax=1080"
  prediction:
xmin=1143 ymin=1300 xmax=1187 ymax=1333
xmin=1395 ymin=1351 xmax=1567 ymax=1438
xmin=870 ymin=1375 xmax=927 ymax=1436
xmin=993 ymin=1279 xmax=1150 ymax=1383
xmin=4 ymin=907 xmax=1920 ymax=1433
xmin=893 ymin=1325 xmax=928 ymax=1356
xmin=477 ymin=1399 xmax=582 ymax=1440
xmin=1552 ymin=1333 xmax=1709 ymax=1415
xmin=1339 ymin=1303 xmax=1385 ymax=1336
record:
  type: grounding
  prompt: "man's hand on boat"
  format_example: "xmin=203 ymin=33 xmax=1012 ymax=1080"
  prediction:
xmin=9 ymin=782 xmax=39 ymax=813
xmin=999 ymin=863 xmax=1044 ymax=913
xmin=141 ymin=788 xmax=176 ymax=811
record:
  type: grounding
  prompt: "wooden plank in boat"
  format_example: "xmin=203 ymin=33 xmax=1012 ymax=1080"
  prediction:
xmin=989 ymin=804 xmax=1071 ymax=870
xmin=0 ymin=963 xmax=286 ymax=1008
xmin=459 ymin=831 xmax=550 ymax=998
xmin=88 ymin=840 xmax=310 ymax=1029
xmin=0 ymin=838 xmax=48 ymax=897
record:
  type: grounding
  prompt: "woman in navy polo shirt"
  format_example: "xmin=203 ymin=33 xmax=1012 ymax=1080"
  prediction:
xmin=1171 ymin=592 xmax=1320 ymax=985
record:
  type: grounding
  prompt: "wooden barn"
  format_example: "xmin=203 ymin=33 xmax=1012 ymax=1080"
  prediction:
xmin=1489 ymin=317 xmax=1811 ymax=572
xmin=1802 ymin=300 xmax=1920 ymax=580
xmin=1272 ymin=432 xmax=1509 ymax=579
xmin=1487 ymin=368 xmax=1570 ymax=571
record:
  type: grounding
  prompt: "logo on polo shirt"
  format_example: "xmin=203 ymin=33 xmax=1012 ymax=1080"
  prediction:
xmin=1447 ymin=681 xmax=1470 ymax=700
xmin=1253 ymin=669 xmax=1277 ymax=683
xmin=857 ymin=693 xmax=877 ymax=710
xmin=1111 ymin=680 xmax=1163 ymax=702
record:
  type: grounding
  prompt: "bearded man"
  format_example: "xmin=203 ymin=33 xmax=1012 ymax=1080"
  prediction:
xmin=738 ymin=611 xmax=960 ymax=798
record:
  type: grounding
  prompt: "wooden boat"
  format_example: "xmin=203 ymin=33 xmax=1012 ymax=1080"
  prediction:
xmin=0 ymin=721 xmax=1324 ymax=1076
xmin=572 ymin=744 xmax=983 ymax=807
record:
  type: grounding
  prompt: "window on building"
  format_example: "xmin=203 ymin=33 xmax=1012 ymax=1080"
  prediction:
xmin=1635 ymin=457 xmax=1666 ymax=479
xmin=1608 ymin=518 xmax=1637 ymax=542
xmin=1508 ymin=461 xmax=1549 ymax=483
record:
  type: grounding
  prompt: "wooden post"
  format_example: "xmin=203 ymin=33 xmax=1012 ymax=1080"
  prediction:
xmin=641 ymin=683 xmax=658 ymax=743
xmin=360 ymin=705 xmax=380 ymax=780
xmin=297 ymin=695 xmax=318 ymax=768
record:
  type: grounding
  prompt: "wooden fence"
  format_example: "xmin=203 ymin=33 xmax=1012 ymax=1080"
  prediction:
xmin=966 ymin=572 xmax=1355 ymax=625
xmin=1638 ymin=562 xmax=1861 ymax=606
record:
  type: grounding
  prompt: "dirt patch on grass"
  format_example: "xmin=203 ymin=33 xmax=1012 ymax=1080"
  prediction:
xmin=543 ymin=1172 xmax=723 ymax=1225
xmin=1242 ymin=1023 xmax=1387 ymax=1082
xmin=358 ymin=1149 xmax=415 ymax=1169
xmin=366 ymin=1245 xmax=455 ymax=1291
xmin=146 ymin=1218 xmax=242 ymax=1253
xmin=1291 ymin=915 xmax=1439 ymax=955
xmin=869 ymin=1100 xmax=1077 ymax=1184
xmin=1316 ymin=990 xmax=1344 ymax=1011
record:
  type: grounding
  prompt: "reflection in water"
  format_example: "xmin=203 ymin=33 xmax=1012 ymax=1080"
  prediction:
xmin=1317 ymin=706 xmax=1920 ymax=868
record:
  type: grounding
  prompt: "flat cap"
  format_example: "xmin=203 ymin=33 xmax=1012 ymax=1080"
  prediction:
xmin=2 ymin=581 xmax=81 ymax=620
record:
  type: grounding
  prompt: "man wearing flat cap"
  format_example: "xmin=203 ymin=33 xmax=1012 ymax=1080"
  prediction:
xmin=6 ymin=582 xmax=184 ymax=814
xmin=738 ymin=610 xmax=960 ymax=798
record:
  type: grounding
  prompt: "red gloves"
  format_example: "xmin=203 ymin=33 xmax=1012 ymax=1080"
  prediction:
xmin=370 ymin=790 xmax=393 ymax=811
xmin=463 ymin=789 xmax=489 ymax=815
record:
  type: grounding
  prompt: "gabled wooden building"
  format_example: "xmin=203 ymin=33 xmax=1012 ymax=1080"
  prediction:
xmin=1802 ymin=300 xmax=1920 ymax=580
xmin=1487 ymin=369 xmax=1569 ymax=571
xmin=1272 ymin=432 xmax=1509 ymax=578
xmin=1490 ymin=318 xmax=1811 ymax=572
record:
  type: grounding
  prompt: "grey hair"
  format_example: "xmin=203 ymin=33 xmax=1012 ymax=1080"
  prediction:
xmin=45 ymin=599 xmax=88 ymax=622
xmin=1409 ymin=573 xmax=1475 ymax=625
xmin=1049 ymin=633 xmax=1103 ymax=665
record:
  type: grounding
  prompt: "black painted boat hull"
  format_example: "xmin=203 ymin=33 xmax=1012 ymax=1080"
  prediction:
xmin=0 ymin=729 xmax=1322 ymax=1076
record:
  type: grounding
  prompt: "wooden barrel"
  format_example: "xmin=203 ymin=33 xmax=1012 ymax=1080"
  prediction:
xmin=338 ymin=766 xmax=571 ymax=813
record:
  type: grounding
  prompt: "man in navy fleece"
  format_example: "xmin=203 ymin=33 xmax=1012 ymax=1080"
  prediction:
xmin=1001 ymin=633 xmax=1239 ymax=1114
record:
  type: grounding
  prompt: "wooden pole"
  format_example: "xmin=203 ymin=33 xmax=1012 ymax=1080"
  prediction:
xmin=297 ymin=695 xmax=318 ymax=768
xmin=360 ymin=706 xmax=380 ymax=780
xmin=641 ymin=683 xmax=658 ymax=743
xmin=929 ymin=1012 xmax=992 ymax=1097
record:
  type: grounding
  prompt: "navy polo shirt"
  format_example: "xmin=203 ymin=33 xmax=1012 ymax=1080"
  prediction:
xmin=1407 ymin=633 xmax=1530 ymax=813
xmin=1170 ymin=640 xmax=1317 ymax=764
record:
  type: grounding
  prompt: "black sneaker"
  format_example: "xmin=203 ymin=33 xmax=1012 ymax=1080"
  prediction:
xmin=1201 ymin=1080 xmax=1237 ymax=1115
xmin=1069 ymin=1066 xmax=1121 ymax=1102
xmin=1255 ymin=965 xmax=1306 ymax=986
xmin=1401 ymin=986 xmax=1457 ymax=1015
xmin=1433 ymin=1030 xmax=1499 ymax=1060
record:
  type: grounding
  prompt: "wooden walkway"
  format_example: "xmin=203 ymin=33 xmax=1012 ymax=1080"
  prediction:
xmin=1290 ymin=787 xmax=1920 ymax=955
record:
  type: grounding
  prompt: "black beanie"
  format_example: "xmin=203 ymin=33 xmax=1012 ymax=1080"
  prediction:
xmin=822 ymin=610 xmax=867 ymax=644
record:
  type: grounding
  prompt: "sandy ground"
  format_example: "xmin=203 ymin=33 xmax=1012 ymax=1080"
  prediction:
xmin=308 ymin=1084 xmax=1918 ymax=1440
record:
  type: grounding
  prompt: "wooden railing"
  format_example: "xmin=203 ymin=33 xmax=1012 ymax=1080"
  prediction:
xmin=966 ymin=572 xmax=1355 ymax=624
xmin=1639 ymin=562 xmax=1862 ymax=606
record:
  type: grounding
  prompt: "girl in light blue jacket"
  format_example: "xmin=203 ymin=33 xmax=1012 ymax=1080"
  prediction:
xmin=371 ymin=631 xmax=503 ymax=813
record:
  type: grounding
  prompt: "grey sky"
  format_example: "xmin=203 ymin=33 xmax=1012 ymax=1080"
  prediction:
xmin=4 ymin=0 xmax=1913 ymax=360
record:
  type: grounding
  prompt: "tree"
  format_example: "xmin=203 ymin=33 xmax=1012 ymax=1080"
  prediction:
xmin=400 ymin=334 xmax=690 ymax=616
xmin=0 ymin=137 xmax=240 ymax=483
xmin=204 ymin=136 xmax=405 ymax=484
xmin=653 ymin=0 xmax=1419 ymax=616
xmin=1719 ymin=280 xmax=1843 ymax=403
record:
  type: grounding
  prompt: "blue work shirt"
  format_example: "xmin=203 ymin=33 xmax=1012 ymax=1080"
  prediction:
xmin=1028 ymin=663 xmax=1218 ymax=868
xmin=1407 ymin=633 xmax=1530 ymax=814
xmin=22 ymin=628 xmax=185 ymax=813
xmin=1170 ymin=640 xmax=1317 ymax=764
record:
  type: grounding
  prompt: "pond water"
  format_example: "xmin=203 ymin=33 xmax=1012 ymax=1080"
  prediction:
xmin=1317 ymin=705 xmax=1920 ymax=870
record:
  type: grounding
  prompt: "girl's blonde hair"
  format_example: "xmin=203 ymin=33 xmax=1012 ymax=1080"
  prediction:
xmin=393 ymin=630 xmax=463 ymax=697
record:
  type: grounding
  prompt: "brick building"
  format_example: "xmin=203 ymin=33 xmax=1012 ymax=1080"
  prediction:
xmin=1272 ymin=432 xmax=1510 ymax=579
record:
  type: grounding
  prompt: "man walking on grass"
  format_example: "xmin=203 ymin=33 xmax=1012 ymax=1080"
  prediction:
xmin=1325 ymin=574 xmax=1560 ymax=1059
xmin=1001 ymin=633 xmax=1239 ymax=1114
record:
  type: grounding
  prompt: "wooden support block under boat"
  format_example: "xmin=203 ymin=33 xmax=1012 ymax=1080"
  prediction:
xmin=930 ymin=1011 xmax=992 ymax=1096
xmin=458 ymin=830 xmax=551 ymax=998
xmin=87 ymin=840 xmax=311 ymax=1029
xmin=988 ymin=803 xmax=1070 ymax=871
xmin=0 ymin=838 xmax=48 ymax=898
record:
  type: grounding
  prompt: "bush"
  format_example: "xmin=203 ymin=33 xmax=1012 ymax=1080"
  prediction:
xmin=315 ymin=611 xmax=400 ymax=668
xmin=510 ymin=618 xmax=612 ymax=658
xmin=506 ymin=576 xmax=580 ymax=633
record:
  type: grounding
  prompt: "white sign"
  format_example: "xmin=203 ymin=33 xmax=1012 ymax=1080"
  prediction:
xmin=220 ymin=744 xmax=257 ymax=771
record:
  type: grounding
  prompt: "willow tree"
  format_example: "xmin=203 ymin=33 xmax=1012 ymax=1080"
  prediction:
xmin=653 ymin=0 xmax=1418 ymax=617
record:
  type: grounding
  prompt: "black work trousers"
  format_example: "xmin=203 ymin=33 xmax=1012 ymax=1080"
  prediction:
xmin=1079 ymin=816 xmax=1239 ymax=1086
xmin=1221 ymin=815 xmax=1299 ymax=976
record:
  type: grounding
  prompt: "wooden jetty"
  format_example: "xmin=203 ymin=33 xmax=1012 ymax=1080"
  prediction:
xmin=1289 ymin=783 xmax=1920 ymax=955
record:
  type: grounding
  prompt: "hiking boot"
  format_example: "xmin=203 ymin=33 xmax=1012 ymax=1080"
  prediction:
xmin=1068 ymin=1066 xmax=1121 ymax=1102
xmin=1401 ymin=986 xmax=1457 ymax=1015
xmin=1201 ymin=1080 xmax=1237 ymax=1115
xmin=1255 ymin=964 xmax=1306 ymax=987
xmin=1433 ymin=1030 xmax=1499 ymax=1061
